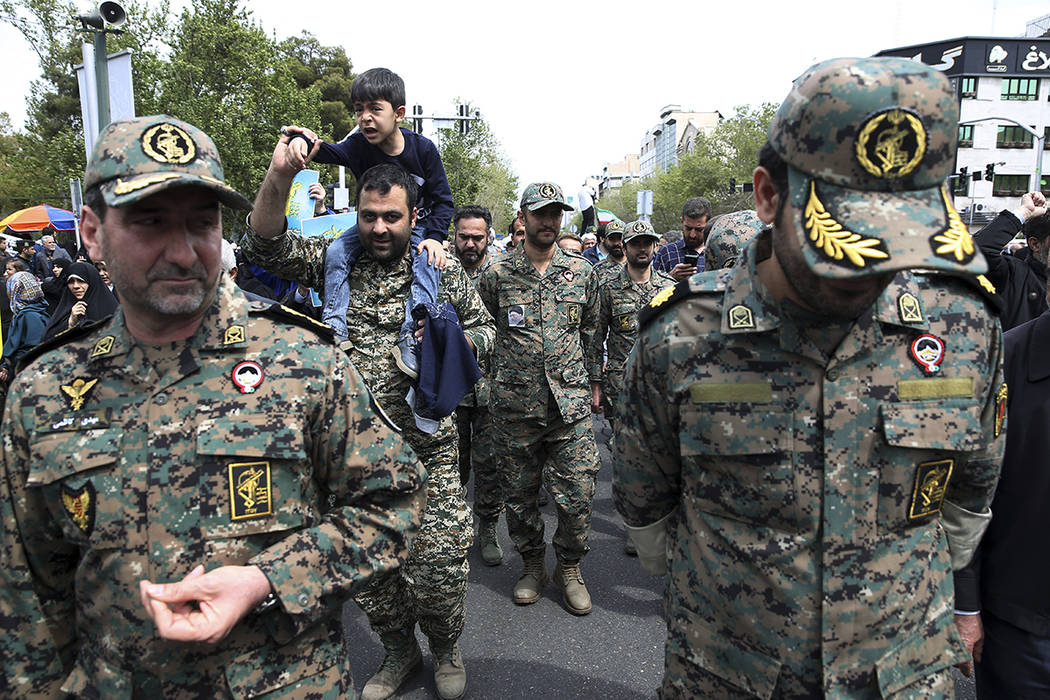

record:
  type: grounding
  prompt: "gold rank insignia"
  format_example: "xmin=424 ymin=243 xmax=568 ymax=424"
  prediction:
xmin=977 ymin=275 xmax=996 ymax=294
xmin=995 ymin=383 xmax=1008 ymax=438
xmin=897 ymin=292 xmax=923 ymax=324
xmin=224 ymin=325 xmax=245 ymax=345
xmin=855 ymin=108 xmax=927 ymax=179
xmin=61 ymin=482 xmax=96 ymax=535
xmin=908 ymin=459 xmax=954 ymax=520
xmin=649 ymin=286 xmax=674 ymax=308
xmin=141 ymin=123 xmax=196 ymax=164
xmin=61 ymin=378 xmax=99 ymax=411
xmin=618 ymin=313 xmax=633 ymax=331
xmin=728 ymin=304 xmax=755 ymax=330
xmin=566 ymin=304 xmax=581 ymax=324
xmin=229 ymin=462 xmax=273 ymax=520
xmin=91 ymin=336 xmax=115 ymax=358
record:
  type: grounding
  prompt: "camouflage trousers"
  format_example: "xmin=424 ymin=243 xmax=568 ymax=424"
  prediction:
xmin=354 ymin=438 xmax=472 ymax=653
xmin=492 ymin=408 xmax=600 ymax=563
xmin=455 ymin=404 xmax=504 ymax=521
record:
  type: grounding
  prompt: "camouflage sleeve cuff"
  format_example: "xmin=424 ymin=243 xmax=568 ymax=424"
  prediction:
xmin=240 ymin=213 xmax=289 ymax=256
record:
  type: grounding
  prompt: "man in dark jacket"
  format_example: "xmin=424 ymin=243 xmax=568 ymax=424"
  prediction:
xmin=954 ymin=278 xmax=1050 ymax=696
xmin=974 ymin=191 xmax=1049 ymax=330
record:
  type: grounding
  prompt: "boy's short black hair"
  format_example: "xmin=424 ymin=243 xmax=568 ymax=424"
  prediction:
xmin=454 ymin=205 xmax=492 ymax=230
xmin=351 ymin=68 xmax=406 ymax=109
xmin=356 ymin=164 xmax=418 ymax=212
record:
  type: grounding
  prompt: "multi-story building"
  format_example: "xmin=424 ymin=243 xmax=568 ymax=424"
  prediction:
xmin=877 ymin=16 xmax=1050 ymax=217
xmin=598 ymin=154 xmax=640 ymax=194
xmin=639 ymin=105 xmax=722 ymax=178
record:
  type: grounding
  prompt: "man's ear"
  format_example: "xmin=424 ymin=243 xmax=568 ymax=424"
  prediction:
xmin=80 ymin=205 xmax=104 ymax=261
xmin=753 ymin=166 xmax=780 ymax=226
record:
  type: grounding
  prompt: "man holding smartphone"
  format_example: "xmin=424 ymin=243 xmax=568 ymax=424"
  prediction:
xmin=652 ymin=197 xmax=711 ymax=281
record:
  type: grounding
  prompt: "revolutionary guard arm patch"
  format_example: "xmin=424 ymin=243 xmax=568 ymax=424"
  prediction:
xmin=908 ymin=459 xmax=954 ymax=520
xmin=229 ymin=462 xmax=273 ymax=520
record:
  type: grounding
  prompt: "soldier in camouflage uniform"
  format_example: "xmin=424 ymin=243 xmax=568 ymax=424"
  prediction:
xmin=0 ymin=114 xmax=426 ymax=698
xmin=477 ymin=183 xmax=601 ymax=616
xmin=703 ymin=210 xmax=764 ymax=270
xmin=588 ymin=219 xmax=674 ymax=428
xmin=589 ymin=219 xmax=626 ymax=283
xmin=614 ymin=58 xmax=1007 ymax=698
xmin=451 ymin=204 xmax=505 ymax=566
xmin=245 ymin=156 xmax=494 ymax=700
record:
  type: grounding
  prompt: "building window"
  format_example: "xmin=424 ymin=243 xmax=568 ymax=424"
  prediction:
xmin=958 ymin=124 xmax=974 ymax=148
xmin=992 ymin=174 xmax=1029 ymax=196
xmin=1001 ymin=78 xmax=1039 ymax=101
xmin=1045 ymin=126 xmax=1050 ymax=149
xmin=997 ymin=125 xmax=1034 ymax=148
xmin=960 ymin=77 xmax=977 ymax=97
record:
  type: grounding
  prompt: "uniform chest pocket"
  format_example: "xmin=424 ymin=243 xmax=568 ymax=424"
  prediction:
xmin=196 ymin=415 xmax=308 ymax=542
xmin=499 ymin=289 xmax=534 ymax=330
xmin=28 ymin=426 xmax=125 ymax=548
xmin=680 ymin=407 xmax=797 ymax=532
xmin=611 ymin=302 xmax=638 ymax=335
xmin=877 ymin=400 xmax=983 ymax=530
xmin=555 ymin=288 xmax=585 ymax=328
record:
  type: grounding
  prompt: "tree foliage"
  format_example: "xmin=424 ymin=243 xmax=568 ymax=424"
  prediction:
xmin=436 ymin=103 xmax=519 ymax=236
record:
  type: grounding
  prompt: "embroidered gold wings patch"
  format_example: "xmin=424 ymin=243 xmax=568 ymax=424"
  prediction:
xmin=62 ymin=378 xmax=99 ymax=411
xmin=61 ymin=482 xmax=96 ymax=535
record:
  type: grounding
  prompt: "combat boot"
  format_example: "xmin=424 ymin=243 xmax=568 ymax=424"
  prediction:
xmin=478 ymin=517 xmax=503 ymax=566
xmin=361 ymin=631 xmax=422 ymax=700
xmin=433 ymin=643 xmax=467 ymax=699
xmin=512 ymin=554 xmax=548 ymax=605
xmin=554 ymin=560 xmax=592 ymax=615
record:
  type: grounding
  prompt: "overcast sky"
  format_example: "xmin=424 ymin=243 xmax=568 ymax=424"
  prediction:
xmin=1 ymin=0 xmax=1047 ymax=201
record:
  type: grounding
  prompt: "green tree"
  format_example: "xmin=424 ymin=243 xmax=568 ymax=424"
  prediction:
xmin=437 ymin=103 xmax=519 ymax=235
xmin=280 ymin=32 xmax=356 ymax=142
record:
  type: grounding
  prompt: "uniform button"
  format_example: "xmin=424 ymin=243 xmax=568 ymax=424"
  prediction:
xmin=154 ymin=393 xmax=168 ymax=405
xmin=827 ymin=369 xmax=840 ymax=381
xmin=1029 ymin=291 xmax=1039 ymax=300
xmin=298 ymin=594 xmax=309 ymax=606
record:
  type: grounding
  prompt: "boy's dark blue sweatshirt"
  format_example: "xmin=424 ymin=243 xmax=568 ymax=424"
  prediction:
xmin=315 ymin=127 xmax=454 ymax=243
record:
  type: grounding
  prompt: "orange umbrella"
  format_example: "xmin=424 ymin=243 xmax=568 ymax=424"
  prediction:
xmin=0 ymin=204 xmax=76 ymax=232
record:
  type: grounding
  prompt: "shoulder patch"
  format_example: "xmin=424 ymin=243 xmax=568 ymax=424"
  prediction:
xmin=17 ymin=316 xmax=114 ymax=371
xmin=251 ymin=304 xmax=336 ymax=344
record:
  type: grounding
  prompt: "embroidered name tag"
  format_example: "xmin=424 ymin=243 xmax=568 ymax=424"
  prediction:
xmin=228 ymin=461 xmax=273 ymax=521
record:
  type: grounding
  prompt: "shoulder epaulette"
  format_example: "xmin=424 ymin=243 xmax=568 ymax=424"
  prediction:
xmin=17 ymin=315 xmax=114 ymax=370
xmin=914 ymin=271 xmax=1003 ymax=317
xmin=250 ymin=303 xmax=336 ymax=343
xmin=638 ymin=278 xmax=693 ymax=328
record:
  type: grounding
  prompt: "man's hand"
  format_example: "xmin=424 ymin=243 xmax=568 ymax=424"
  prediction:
xmin=669 ymin=263 xmax=697 ymax=281
xmin=139 ymin=565 xmax=273 ymax=645
xmin=954 ymin=612 xmax=984 ymax=678
xmin=309 ymin=182 xmax=327 ymax=215
xmin=590 ymin=382 xmax=603 ymax=413
xmin=274 ymin=125 xmax=320 ymax=175
xmin=1021 ymin=191 xmax=1048 ymax=220
xmin=417 ymin=239 xmax=448 ymax=270
xmin=413 ymin=318 xmax=425 ymax=342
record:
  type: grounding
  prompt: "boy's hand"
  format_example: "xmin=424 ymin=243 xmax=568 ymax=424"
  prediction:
xmin=275 ymin=125 xmax=320 ymax=174
xmin=417 ymin=239 xmax=448 ymax=270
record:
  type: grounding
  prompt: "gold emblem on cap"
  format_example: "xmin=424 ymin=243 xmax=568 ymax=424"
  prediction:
xmin=855 ymin=109 xmax=927 ymax=179
xmin=804 ymin=181 xmax=890 ymax=267
xmin=224 ymin=325 xmax=245 ymax=345
xmin=112 ymin=172 xmax=182 ymax=195
xmin=141 ymin=123 xmax=196 ymax=165
xmin=897 ymin=293 xmax=923 ymax=323
xmin=930 ymin=188 xmax=976 ymax=264
xmin=728 ymin=304 xmax=755 ymax=329
xmin=91 ymin=335 xmax=115 ymax=357
xmin=538 ymin=184 xmax=558 ymax=200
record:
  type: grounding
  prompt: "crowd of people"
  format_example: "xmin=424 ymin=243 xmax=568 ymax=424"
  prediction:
xmin=1 ymin=55 xmax=1048 ymax=700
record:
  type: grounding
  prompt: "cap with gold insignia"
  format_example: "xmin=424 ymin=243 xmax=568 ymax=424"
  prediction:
xmin=520 ymin=182 xmax=574 ymax=212
xmin=622 ymin=219 xmax=658 ymax=244
xmin=769 ymin=57 xmax=985 ymax=279
xmin=705 ymin=210 xmax=765 ymax=270
xmin=84 ymin=114 xmax=251 ymax=210
xmin=604 ymin=219 xmax=627 ymax=239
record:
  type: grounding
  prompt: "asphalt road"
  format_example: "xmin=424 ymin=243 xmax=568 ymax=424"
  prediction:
xmin=341 ymin=415 xmax=978 ymax=699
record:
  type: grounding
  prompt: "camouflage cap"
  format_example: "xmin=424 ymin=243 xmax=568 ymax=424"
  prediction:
xmin=520 ymin=182 xmax=574 ymax=212
xmin=604 ymin=219 xmax=626 ymax=239
xmin=622 ymin=219 xmax=658 ymax=244
xmin=84 ymin=114 xmax=251 ymax=210
xmin=704 ymin=210 xmax=764 ymax=270
xmin=769 ymin=57 xmax=984 ymax=279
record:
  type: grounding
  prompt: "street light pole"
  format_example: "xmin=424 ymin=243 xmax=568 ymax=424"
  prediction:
xmin=76 ymin=3 xmax=126 ymax=134
xmin=959 ymin=116 xmax=1044 ymax=193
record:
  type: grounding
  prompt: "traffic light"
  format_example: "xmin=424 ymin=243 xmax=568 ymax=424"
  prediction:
xmin=960 ymin=166 xmax=969 ymax=177
xmin=729 ymin=177 xmax=736 ymax=194
xmin=985 ymin=163 xmax=996 ymax=180
xmin=412 ymin=105 xmax=423 ymax=133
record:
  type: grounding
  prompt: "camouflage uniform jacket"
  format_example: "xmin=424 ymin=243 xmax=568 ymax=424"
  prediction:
xmin=589 ymin=256 xmax=622 ymax=286
xmin=587 ymin=265 xmax=675 ymax=384
xmin=0 ymin=276 xmax=426 ymax=698
xmin=457 ymin=254 xmax=493 ymax=408
xmin=240 ymin=229 xmax=494 ymax=450
xmin=477 ymin=246 xmax=598 ymax=423
xmin=614 ymin=232 xmax=1006 ymax=697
